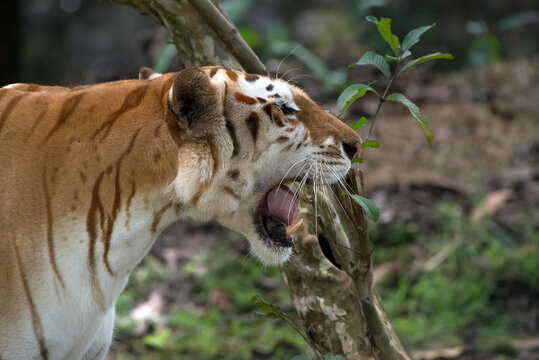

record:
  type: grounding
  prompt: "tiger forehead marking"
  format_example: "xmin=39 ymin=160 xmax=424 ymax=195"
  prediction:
xmin=0 ymin=66 xmax=360 ymax=359
xmin=203 ymin=67 xmax=300 ymax=112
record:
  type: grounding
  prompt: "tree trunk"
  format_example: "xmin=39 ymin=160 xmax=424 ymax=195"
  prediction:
xmin=105 ymin=0 xmax=409 ymax=358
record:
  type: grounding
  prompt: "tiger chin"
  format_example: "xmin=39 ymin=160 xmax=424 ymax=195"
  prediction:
xmin=0 ymin=66 xmax=360 ymax=359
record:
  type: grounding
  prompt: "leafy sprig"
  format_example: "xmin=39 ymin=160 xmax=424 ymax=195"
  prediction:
xmin=339 ymin=16 xmax=453 ymax=146
xmin=338 ymin=16 xmax=453 ymax=221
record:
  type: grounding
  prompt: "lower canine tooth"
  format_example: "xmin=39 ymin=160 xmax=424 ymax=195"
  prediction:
xmin=285 ymin=218 xmax=304 ymax=237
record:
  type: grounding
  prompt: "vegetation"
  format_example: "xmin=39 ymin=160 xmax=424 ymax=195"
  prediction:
xmin=111 ymin=200 xmax=537 ymax=358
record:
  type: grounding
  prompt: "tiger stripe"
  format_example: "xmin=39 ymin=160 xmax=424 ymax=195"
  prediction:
xmin=151 ymin=202 xmax=173 ymax=234
xmin=86 ymin=171 xmax=107 ymax=311
xmin=208 ymin=135 xmax=219 ymax=176
xmin=101 ymin=129 xmax=141 ymax=276
xmin=153 ymin=122 xmax=164 ymax=138
xmin=223 ymin=186 xmax=241 ymax=200
xmin=44 ymin=92 xmax=84 ymax=141
xmin=244 ymin=75 xmax=259 ymax=83
xmin=27 ymin=107 xmax=47 ymax=138
xmin=225 ymin=69 xmax=238 ymax=81
xmin=234 ymin=92 xmax=257 ymax=105
xmin=0 ymin=93 xmax=24 ymax=135
xmin=124 ymin=180 xmax=137 ymax=228
xmin=13 ymin=242 xmax=48 ymax=360
xmin=246 ymin=112 xmax=259 ymax=143
xmin=42 ymin=167 xmax=65 ymax=290
xmin=92 ymin=84 xmax=148 ymax=140
xmin=225 ymin=120 xmax=239 ymax=157
xmin=209 ymin=68 xmax=218 ymax=78
xmin=190 ymin=135 xmax=220 ymax=205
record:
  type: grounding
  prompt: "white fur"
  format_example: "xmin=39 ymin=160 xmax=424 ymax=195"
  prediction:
xmin=148 ymin=73 xmax=162 ymax=80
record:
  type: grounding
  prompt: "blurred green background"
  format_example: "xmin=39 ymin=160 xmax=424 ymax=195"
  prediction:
xmin=1 ymin=0 xmax=538 ymax=359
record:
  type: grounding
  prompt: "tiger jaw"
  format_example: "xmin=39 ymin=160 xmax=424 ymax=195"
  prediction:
xmin=217 ymin=160 xmax=351 ymax=265
xmin=256 ymin=185 xmax=302 ymax=243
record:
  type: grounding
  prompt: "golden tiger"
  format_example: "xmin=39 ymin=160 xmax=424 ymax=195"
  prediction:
xmin=0 ymin=66 xmax=360 ymax=359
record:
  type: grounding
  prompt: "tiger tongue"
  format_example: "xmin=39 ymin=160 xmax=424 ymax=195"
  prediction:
xmin=266 ymin=186 xmax=298 ymax=226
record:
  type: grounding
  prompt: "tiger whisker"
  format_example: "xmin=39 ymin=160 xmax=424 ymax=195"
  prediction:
xmin=321 ymin=163 xmax=357 ymax=221
xmin=275 ymin=157 xmax=310 ymax=193
xmin=288 ymin=160 xmax=315 ymax=218
xmin=279 ymin=67 xmax=301 ymax=82
xmin=242 ymin=250 xmax=257 ymax=273
xmin=287 ymin=74 xmax=313 ymax=85
xmin=313 ymin=160 xmax=319 ymax=236
xmin=275 ymin=45 xmax=298 ymax=79
xmin=274 ymin=159 xmax=312 ymax=215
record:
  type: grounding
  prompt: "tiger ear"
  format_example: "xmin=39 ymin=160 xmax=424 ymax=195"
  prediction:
xmin=167 ymin=67 xmax=221 ymax=134
xmin=139 ymin=67 xmax=162 ymax=80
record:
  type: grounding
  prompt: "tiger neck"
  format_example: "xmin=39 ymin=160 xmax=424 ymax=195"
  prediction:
xmin=68 ymin=81 xmax=183 ymax=285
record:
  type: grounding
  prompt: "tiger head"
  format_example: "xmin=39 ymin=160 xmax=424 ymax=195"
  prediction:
xmin=143 ymin=66 xmax=360 ymax=265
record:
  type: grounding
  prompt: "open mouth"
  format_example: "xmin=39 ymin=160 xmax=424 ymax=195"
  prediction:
xmin=256 ymin=185 xmax=304 ymax=247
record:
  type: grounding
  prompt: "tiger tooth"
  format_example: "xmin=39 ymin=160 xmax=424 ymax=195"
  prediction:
xmin=285 ymin=218 xmax=303 ymax=237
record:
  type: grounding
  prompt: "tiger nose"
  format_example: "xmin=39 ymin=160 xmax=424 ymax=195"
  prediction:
xmin=342 ymin=141 xmax=360 ymax=161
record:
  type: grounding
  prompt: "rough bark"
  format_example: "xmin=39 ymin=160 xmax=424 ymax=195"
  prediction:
xmin=105 ymin=0 xmax=264 ymax=73
xmin=105 ymin=0 xmax=409 ymax=358
xmin=282 ymin=173 xmax=409 ymax=359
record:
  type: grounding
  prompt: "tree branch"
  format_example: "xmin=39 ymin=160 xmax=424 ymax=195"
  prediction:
xmin=186 ymin=0 xmax=266 ymax=75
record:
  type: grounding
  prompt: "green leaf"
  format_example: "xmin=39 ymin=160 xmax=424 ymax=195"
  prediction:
xmin=351 ymin=157 xmax=364 ymax=164
xmin=400 ymin=50 xmax=412 ymax=60
xmin=401 ymin=23 xmax=435 ymax=52
xmin=251 ymin=295 xmax=279 ymax=312
xmin=337 ymin=84 xmax=368 ymax=117
xmin=386 ymin=92 xmax=433 ymax=146
xmin=352 ymin=51 xmax=391 ymax=78
xmin=350 ymin=117 xmax=368 ymax=130
xmin=398 ymin=52 xmax=454 ymax=75
xmin=384 ymin=50 xmax=411 ymax=62
xmin=144 ymin=329 xmax=171 ymax=349
xmin=365 ymin=15 xmax=379 ymax=25
xmin=360 ymin=140 xmax=380 ymax=149
xmin=349 ymin=194 xmax=380 ymax=222
xmin=238 ymin=27 xmax=261 ymax=48
xmin=377 ymin=18 xmax=400 ymax=56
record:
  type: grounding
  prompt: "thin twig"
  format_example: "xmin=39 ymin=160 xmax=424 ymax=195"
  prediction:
xmin=284 ymin=317 xmax=323 ymax=360
xmin=359 ymin=57 xmax=403 ymax=157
